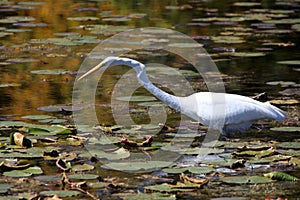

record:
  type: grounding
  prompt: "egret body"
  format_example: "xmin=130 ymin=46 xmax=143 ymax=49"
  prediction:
xmin=78 ymin=57 xmax=285 ymax=135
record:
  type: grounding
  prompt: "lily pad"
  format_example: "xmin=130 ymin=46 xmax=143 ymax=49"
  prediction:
xmin=30 ymin=69 xmax=69 ymax=75
xmin=22 ymin=115 xmax=54 ymax=120
xmin=88 ymin=147 xmax=130 ymax=160
xmin=264 ymin=172 xmax=298 ymax=181
xmin=223 ymin=52 xmax=266 ymax=57
xmin=233 ymin=2 xmax=261 ymax=7
xmin=102 ymin=161 xmax=173 ymax=172
xmin=188 ymin=166 xmax=215 ymax=174
xmin=67 ymin=17 xmax=99 ymax=21
xmin=3 ymin=170 xmax=32 ymax=177
xmin=266 ymin=81 xmax=296 ymax=86
xmin=268 ymin=99 xmax=299 ymax=105
xmin=0 ymin=83 xmax=21 ymax=88
xmin=7 ymin=58 xmax=38 ymax=63
xmin=40 ymin=190 xmax=81 ymax=197
xmin=168 ymin=43 xmax=203 ymax=48
xmin=72 ymin=163 xmax=95 ymax=172
xmin=277 ymin=60 xmax=300 ymax=65
xmin=221 ymin=176 xmax=273 ymax=184
xmin=0 ymin=184 xmax=13 ymax=194
xmin=68 ymin=173 xmax=99 ymax=180
xmin=163 ymin=167 xmax=188 ymax=174
xmin=115 ymin=96 xmax=157 ymax=102
xmin=119 ymin=192 xmax=176 ymax=200
xmin=277 ymin=142 xmax=300 ymax=149
xmin=270 ymin=127 xmax=300 ymax=132
xmin=34 ymin=175 xmax=61 ymax=182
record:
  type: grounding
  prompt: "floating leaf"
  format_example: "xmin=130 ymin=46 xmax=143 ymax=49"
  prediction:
xmin=22 ymin=115 xmax=54 ymax=120
xmin=115 ymin=96 xmax=157 ymax=102
xmin=233 ymin=2 xmax=261 ymax=7
xmin=119 ymin=192 xmax=176 ymax=200
xmin=102 ymin=161 xmax=173 ymax=172
xmin=211 ymin=36 xmax=245 ymax=44
xmin=67 ymin=17 xmax=99 ymax=21
xmin=168 ymin=43 xmax=203 ymax=48
xmin=277 ymin=60 xmax=300 ymax=65
xmin=40 ymin=190 xmax=81 ymax=197
xmin=163 ymin=167 xmax=188 ymax=174
xmin=102 ymin=17 xmax=131 ymax=22
xmin=0 ymin=184 xmax=13 ymax=194
xmin=266 ymin=81 xmax=296 ymax=86
xmin=88 ymin=147 xmax=130 ymax=160
xmin=68 ymin=174 xmax=99 ymax=180
xmin=277 ymin=142 xmax=300 ymax=149
xmin=188 ymin=166 xmax=215 ymax=174
xmin=72 ymin=163 xmax=94 ymax=172
xmin=221 ymin=176 xmax=273 ymax=184
xmin=223 ymin=52 xmax=266 ymax=57
xmin=270 ymin=127 xmax=300 ymax=132
xmin=0 ymin=83 xmax=21 ymax=88
xmin=3 ymin=170 xmax=32 ymax=177
xmin=30 ymin=69 xmax=69 ymax=75
xmin=7 ymin=58 xmax=38 ymax=63
xmin=268 ymin=99 xmax=299 ymax=105
xmin=264 ymin=172 xmax=298 ymax=181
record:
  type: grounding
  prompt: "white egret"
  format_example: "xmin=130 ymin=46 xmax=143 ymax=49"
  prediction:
xmin=78 ymin=57 xmax=285 ymax=135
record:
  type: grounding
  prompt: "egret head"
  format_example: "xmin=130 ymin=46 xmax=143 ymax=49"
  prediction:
xmin=78 ymin=56 xmax=117 ymax=81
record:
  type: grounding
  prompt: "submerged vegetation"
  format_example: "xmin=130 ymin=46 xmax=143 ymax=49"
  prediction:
xmin=0 ymin=0 xmax=299 ymax=199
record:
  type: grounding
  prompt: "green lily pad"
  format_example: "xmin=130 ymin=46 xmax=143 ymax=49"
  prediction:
xmin=268 ymin=99 xmax=299 ymax=105
xmin=168 ymin=43 xmax=203 ymax=48
xmin=22 ymin=166 xmax=43 ymax=174
xmin=0 ymin=83 xmax=21 ymax=88
xmin=102 ymin=17 xmax=131 ymax=22
xmin=266 ymin=81 xmax=296 ymax=86
xmin=5 ymin=28 xmax=31 ymax=33
xmin=34 ymin=175 xmax=61 ymax=182
xmin=277 ymin=60 xmax=300 ymax=65
xmin=40 ymin=190 xmax=81 ymax=197
xmin=7 ymin=58 xmax=38 ymax=63
xmin=223 ymin=52 xmax=266 ymax=57
xmin=115 ymin=96 xmax=157 ymax=102
xmin=211 ymin=36 xmax=245 ymax=44
xmin=163 ymin=167 xmax=188 ymax=174
xmin=221 ymin=176 xmax=273 ymax=184
xmin=30 ymin=69 xmax=69 ymax=75
xmin=68 ymin=173 xmax=99 ymax=180
xmin=292 ymin=24 xmax=300 ymax=31
xmin=233 ymin=2 xmax=261 ymax=6
xmin=67 ymin=17 xmax=99 ymax=21
xmin=264 ymin=172 xmax=298 ymax=181
xmin=3 ymin=170 xmax=32 ymax=177
xmin=102 ymin=161 xmax=173 ymax=172
xmin=144 ymin=183 xmax=196 ymax=193
xmin=277 ymin=142 xmax=300 ymax=149
xmin=0 ymin=184 xmax=13 ymax=194
xmin=188 ymin=166 xmax=215 ymax=174
xmin=72 ymin=163 xmax=95 ymax=172
xmin=270 ymin=127 xmax=300 ymax=132
xmin=22 ymin=115 xmax=54 ymax=120
xmin=88 ymin=147 xmax=130 ymax=160
xmin=118 ymin=192 xmax=176 ymax=200
xmin=37 ymin=105 xmax=74 ymax=112
xmin=18 ymin=2 xmax=46 ymax=6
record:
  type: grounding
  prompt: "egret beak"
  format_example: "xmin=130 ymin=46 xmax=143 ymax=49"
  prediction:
xmin=78 ymin=59 xmax=107 ymax=81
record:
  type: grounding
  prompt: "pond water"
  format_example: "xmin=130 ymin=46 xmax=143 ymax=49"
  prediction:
xmin=0 ymin=0 xmax=299 ymax=199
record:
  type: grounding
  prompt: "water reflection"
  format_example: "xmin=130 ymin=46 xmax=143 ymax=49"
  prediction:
xmin=0 ymin=0 xmax=298 ymax=123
